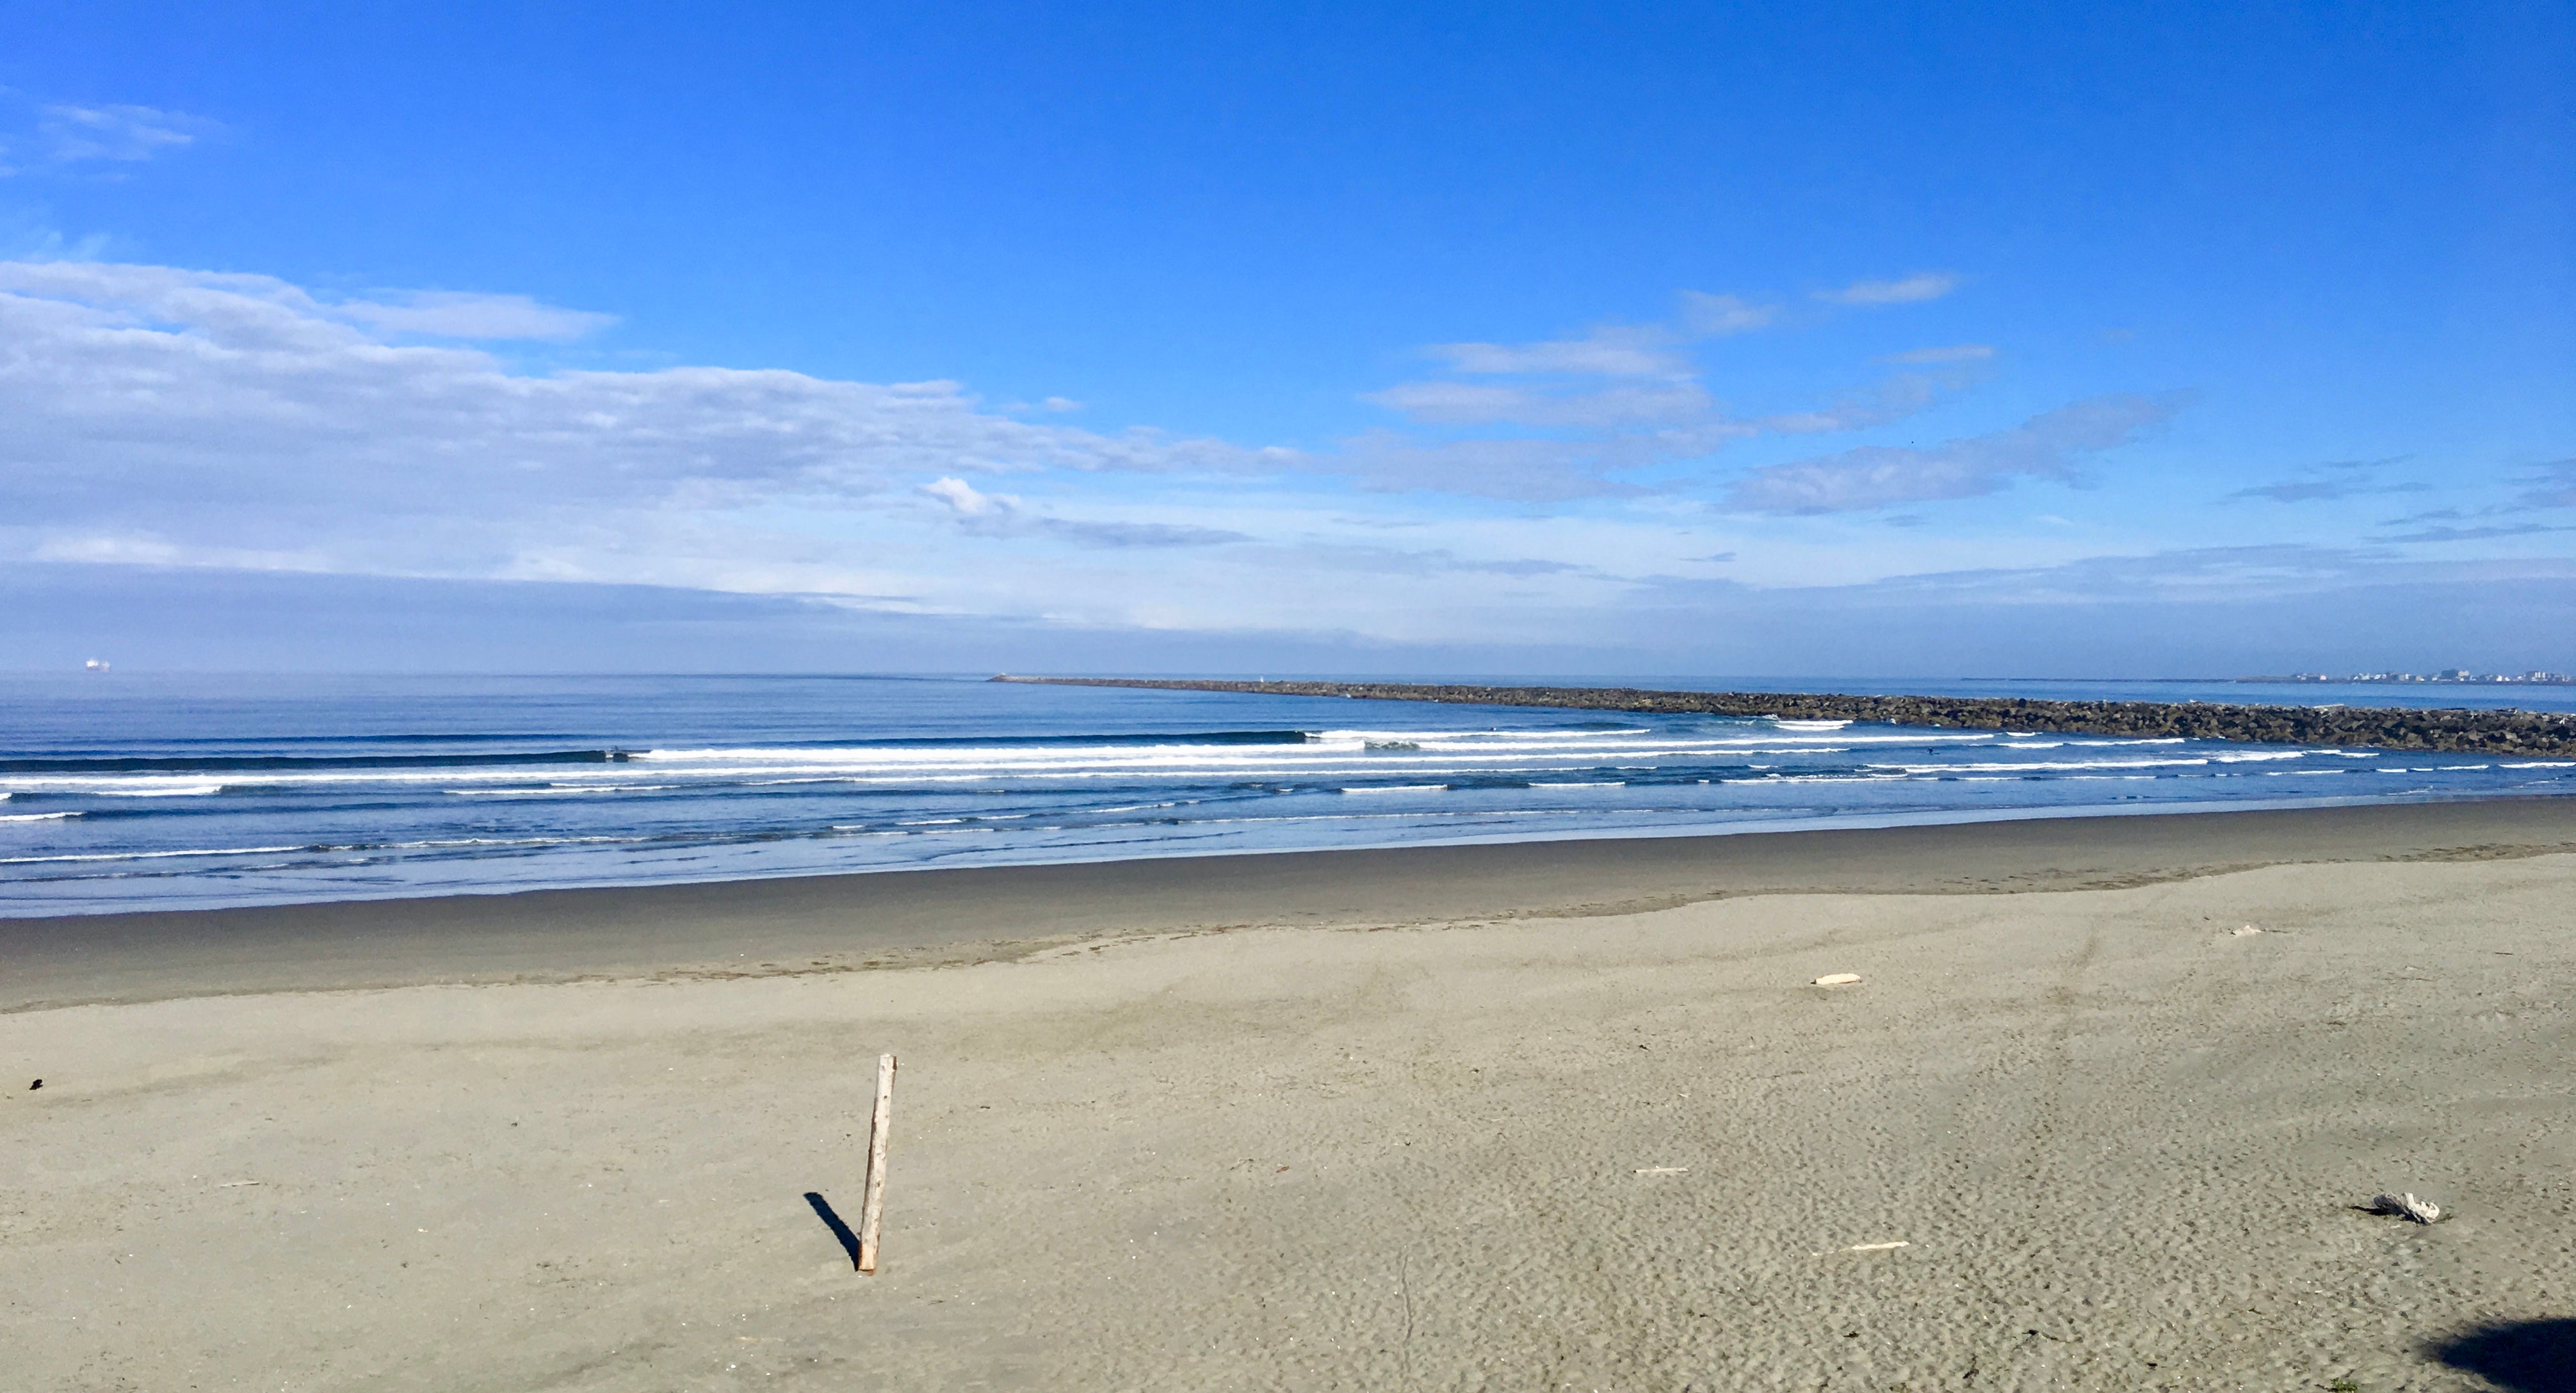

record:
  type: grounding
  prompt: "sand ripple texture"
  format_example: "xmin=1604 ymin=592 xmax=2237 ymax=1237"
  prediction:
xmin=4 ymin=857 xmax=2573 ymax=1390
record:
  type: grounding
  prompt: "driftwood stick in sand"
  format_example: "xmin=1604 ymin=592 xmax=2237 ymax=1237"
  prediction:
xmin=859 ymin=1053 xmax=898 ymax=1275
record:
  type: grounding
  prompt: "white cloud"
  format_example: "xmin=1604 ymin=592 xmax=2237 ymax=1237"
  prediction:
xmin=337 ymin=291 xmax=618 ymax=341
xmin=1677 ymin=291 xmax=1778 ymax=336
xmin=1880 ymin=343 xmax=1993 ymax=364
xmin=922 ymin=476 xmax=1019 ymax=518
xmin=1817 ymin=271 xmax=1960 ymax=306
xmin=6 ymin=261 xmax=1751 ymax=597
xmin=1724 ymin=392 xmax=2188 ymax=513
xmin=35 ymin=259 xmax=2510 ymax=663
xmin=0 ymin=261 xmax=1277 ymax=583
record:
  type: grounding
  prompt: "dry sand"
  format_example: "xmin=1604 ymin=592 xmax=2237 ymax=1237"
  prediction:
xmin=6 ymin=802 xmax=2575 ymax=1390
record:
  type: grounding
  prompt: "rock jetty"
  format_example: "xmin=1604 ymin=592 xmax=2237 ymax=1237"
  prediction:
xmin=993 ymin=677 xmax=2576 ymax=757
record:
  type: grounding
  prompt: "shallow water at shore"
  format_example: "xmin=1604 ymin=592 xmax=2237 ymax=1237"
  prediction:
xmin=5 ymin=672 xmax=2573 ymax=915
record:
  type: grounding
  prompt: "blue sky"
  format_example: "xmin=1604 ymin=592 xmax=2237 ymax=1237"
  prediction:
xmin=3 ymin=1 xmax=2572 ymax=675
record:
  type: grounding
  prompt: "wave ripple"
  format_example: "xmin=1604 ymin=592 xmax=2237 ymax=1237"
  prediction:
xmin=4 ymin=673 xmax=2572 ymax=916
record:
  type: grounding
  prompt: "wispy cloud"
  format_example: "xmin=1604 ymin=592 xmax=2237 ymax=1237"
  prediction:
xmin=920 ymin=476 xmax=1249 ymax=549
xmin=1724 ymin=392 xmax=2189 ymax=514
xmin=1756 ymin=373 xmax=1959 ymax=435
xmin=2233 ymin=479 xmax=2427 ymax=503
xmin=0 ymin=213 xmax=111 ymax=262
xmin=39 ymin=103 xmax=211 ymax=163
xmin=1331 ymin=433 xmax=1666 ymax=502
xmin=1676 ymin=291 xmax=1778 ymax=336
xmin=1852 ymin=543 xmax=2392 ymax=597
xmin=1365 ymin=379 xmax=1712 ymax=428
xmin=2383 ymin=506 xmax=2465 ymax=526
xmin=1 ymin=92 xmax=218 ymax=175
xmin=2224 ymin=455 xmax=2420 ymax=503
xmin=1363 ymin=280 xmax=1977 ymax=497
xmin=1042 ymin=518 xmax=1252 ymax=548
xmin=1424 ymin=325 xmax=1689 ymax=378
xmin=1222 ymin=538 xmax=1605 ymax=581
xmin=1816 ymin=271 xmax=1959 ymax=306
xmin=2374 ymin=522 xmax=2573 ymax=544
xmin=2372 ymin=462 xmax=2576 ymax=528
xmin=1880 ymin=344 xmax=1993 ymax=364
xmin=2518 ymin=457 xmax=2576 ymax=509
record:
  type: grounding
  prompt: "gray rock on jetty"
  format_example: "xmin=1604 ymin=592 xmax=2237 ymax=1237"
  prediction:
xmin=994 ymin=677 xmax=2576 ymax=758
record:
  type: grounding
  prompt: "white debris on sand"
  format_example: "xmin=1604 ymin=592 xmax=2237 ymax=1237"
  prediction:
xmin=2367 ymin=1192 xmax=2443 ymax=1223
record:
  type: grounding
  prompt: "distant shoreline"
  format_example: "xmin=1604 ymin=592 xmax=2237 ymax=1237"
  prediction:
xmin=995 ymin=675 xmax=2576 ymax=757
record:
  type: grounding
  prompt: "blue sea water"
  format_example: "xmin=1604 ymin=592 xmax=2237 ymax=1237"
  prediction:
xmin=4 ymin=672 xmax=2573 ymax=917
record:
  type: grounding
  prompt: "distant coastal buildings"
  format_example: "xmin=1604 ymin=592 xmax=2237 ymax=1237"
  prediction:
xmin=2250 ymin=670 xmax=2568 ymax=685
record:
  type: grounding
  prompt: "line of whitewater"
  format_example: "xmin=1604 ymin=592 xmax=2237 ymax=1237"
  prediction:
xmin=0 ymin=727 xmax=2011 ymax=796
xmin=992 ymin=677 xmax=2576 ymax=757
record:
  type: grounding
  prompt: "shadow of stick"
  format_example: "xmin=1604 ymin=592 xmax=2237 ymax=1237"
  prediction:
xmin=805 ymin=1192 xmax=863 ymax=1270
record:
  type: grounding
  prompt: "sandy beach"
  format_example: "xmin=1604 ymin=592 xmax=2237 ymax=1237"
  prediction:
xmin=6 ymin=800 xmax=2573 ymax=1390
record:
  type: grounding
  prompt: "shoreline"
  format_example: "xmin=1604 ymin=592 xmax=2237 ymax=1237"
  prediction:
xmin=0 ymin=785 xmax=2509 ymax=924
xmin=10 ymin=794 xmax=2576 ymax=1011
xmin=996 ymin=673 xmax=2576 ymax=755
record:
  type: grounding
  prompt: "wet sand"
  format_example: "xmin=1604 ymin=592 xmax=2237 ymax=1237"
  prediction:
xmin=4 ymin=800 xmax=2574 ymax=1389
xmin=11 ymin=796 xmax=2576 ymax=1012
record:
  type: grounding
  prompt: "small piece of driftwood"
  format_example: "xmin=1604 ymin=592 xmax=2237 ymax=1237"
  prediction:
xmin=2366 ymin=1192 xmax=2442 ymax=1224
xmin=1813 ymin=973 xmax=1863 ymax=987
xmin=859 ymin=1053 xmax=898 ymax=1274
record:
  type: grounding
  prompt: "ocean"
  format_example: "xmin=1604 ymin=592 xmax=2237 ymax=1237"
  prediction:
xmin=5 ymin=672 xmax=2573 ymax=917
